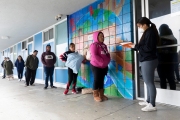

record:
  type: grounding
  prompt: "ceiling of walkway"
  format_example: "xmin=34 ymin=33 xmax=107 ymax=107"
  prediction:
xmin=0 ymin=0 xmax=96 ymax=51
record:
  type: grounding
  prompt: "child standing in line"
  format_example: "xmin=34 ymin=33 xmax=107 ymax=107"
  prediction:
xmin=60 ymin=43 xmax=81 ymax=95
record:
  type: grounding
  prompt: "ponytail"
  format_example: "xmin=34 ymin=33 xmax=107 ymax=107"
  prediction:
xmin=150 ymin=23 xmax=160 ymax=45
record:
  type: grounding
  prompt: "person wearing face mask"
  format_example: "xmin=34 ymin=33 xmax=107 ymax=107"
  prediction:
xmin=4 ymin=57 xmax=14 ymax=80
xmin=41 ymin=44 xmax=57 ymax=89
xmin=90 ymin=31 xmax=111 ymax=102
xmin=128 ymin=17 xmax=159 ymax=112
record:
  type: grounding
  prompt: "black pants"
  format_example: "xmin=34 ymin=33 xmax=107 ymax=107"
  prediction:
xmin=26 ymin=68 xmax=37 ymax=86
xmin=91 ymin=64 xmax=108 ymax=90
xmin=17 ymin=69 xmax=24 ymax=79
xmin=157 ymin=64 xmax=176 ymax=90
xmin=2 ymin=69 xmax=6 ymax=78
xmin=66 ymin=68 xmax=78 ymax=90
xmin=44 ymin=66 xmax=54 ymax=87
xmin=174 ymin=63 xmax=180 ymax=81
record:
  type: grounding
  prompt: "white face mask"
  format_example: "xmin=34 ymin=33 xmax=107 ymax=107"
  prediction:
xmin=7 ymin=59 xmax=9 ymax=61
xmin=139 ymin=28 xmax=144 ymax=33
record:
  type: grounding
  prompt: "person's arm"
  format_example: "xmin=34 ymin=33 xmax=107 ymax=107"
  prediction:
xmin=53 ymin=53 xmax=57 ymax=65
xmin=41 ymin=53 xmax=46 ymax=66
xmin=15 ymin=60 xmax=17 ymax=67
xmin=1 ymin=61 xmax=4 ymax=68
xmin=135 ymin=31 xmax=156 ymax=52
xmin=90 ymin=43 xmax=104 ymax=66
xmin=25 ymin=56 xmax=30 ymax=67
xmin=60 ymin=52 xmax=68 ymax=62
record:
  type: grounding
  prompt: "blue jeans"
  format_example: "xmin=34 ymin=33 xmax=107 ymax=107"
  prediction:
xmin=44 ymin=66 xmax=54 ymax=87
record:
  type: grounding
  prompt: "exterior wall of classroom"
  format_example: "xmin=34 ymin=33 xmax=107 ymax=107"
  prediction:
xmin=0 ymin=0 xmax=135 ymax=100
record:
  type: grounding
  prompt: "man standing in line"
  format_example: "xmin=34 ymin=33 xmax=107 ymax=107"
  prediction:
xmin=25 ymin=50 xmax=39 ymax=87
xmin=1 ymin=57 xmax=7 ymax=79
xmin=41 ymin=44 xmax=57 ymax=89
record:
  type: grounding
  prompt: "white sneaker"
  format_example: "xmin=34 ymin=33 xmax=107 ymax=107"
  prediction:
xmin=141 ymin=103 xmax=157 ymax=112
xmin=139 ymin=101 xmax=149 ymax=106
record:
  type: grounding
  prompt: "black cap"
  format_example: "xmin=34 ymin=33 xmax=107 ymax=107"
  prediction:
xmin=33 ymin=50 xmax=38 ymax=53
xmin=46 ymin=44 xmax=51 ymax=47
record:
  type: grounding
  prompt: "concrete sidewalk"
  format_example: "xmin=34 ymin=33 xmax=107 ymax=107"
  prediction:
xmin=0 ymin=78 xmax=180 ymax=120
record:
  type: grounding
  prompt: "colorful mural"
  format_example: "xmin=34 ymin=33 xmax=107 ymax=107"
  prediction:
xmin=68 ymin=0 xmax=134 ymax=99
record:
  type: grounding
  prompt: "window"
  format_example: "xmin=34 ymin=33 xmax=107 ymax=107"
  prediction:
xmin=44 ymin=28 xmax=54 ymax=42
xmin=10 ymin=47 xmax=13 ymax=53
xmin=28 ymin=37 xmax=33 ymax=43
xmin=22 ymin=41 xmax=27 ymax=50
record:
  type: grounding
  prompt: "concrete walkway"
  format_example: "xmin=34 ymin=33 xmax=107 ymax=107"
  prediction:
xmin=0 ymin=78 xmax=180 ymax=120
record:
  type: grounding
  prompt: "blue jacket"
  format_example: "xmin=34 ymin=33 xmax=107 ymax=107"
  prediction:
xmin=65 ymin=52 xmax=84 ymax=74
xmin=15 ymin=59 xmax=25 ymax=71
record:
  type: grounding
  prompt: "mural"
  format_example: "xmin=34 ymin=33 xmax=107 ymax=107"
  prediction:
xmin=69 ymin=0 xmax=134 ymax=99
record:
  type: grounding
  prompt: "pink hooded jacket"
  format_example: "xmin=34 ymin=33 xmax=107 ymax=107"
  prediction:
xmin=90 ymin=31 xmax=111 ymax=68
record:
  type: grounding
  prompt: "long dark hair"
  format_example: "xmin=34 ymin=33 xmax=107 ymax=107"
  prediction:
xmin=137 ymin=17 xmax=159 ymax=45
xmin=17 ymin=55 xmax=24 ymax=61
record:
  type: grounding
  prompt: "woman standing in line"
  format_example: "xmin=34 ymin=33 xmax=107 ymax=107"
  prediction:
xmin=15 ymin=55 xmax=25 ymax=82
xmin=90 ymin=31 xmax=110 ymax=102
xmin=128 ymin=17 xmax=159 ymax=112
xmin=4 ymin=57 xmax=14 ymax=80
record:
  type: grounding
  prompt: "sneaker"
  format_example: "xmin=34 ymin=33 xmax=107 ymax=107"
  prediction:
xmin=30 ymin=84 xmax=35 ymax=86
xmin=44 ymin=87 xmax=47 ymax=89
xmin=64 ymin=89 xmax=69 ymax=95
xmin=51 ymin=86 xmax=57 ymax=88
xmin=141 ymin=103 xmax=157 ymax=112
xmin=24 ymin=85 xmax=28 ymax=87
xmin=18 ymin=79 xmax=21 ymax=82
xmin=72 ymin=89 xmax=77 ymax=94
xmin=139 ymin=101 xmax=149 ymax=106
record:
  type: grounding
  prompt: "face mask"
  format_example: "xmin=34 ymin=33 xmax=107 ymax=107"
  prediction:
xmin=7 ymin=60 xmax=9 ymax=61
xmin=139 ymin=28 xmax=144 ymax=33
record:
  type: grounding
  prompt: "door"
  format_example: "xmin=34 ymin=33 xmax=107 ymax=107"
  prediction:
xmin=135 ymin=0 xmax=180 ymax=106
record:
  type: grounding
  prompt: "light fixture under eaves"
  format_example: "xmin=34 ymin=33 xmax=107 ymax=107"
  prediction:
xmin=1 ymin=36 xmax=10 ymax=39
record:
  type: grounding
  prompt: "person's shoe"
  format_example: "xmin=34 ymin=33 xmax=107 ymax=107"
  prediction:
xmin=99 ymin=89 xmax=108 ymax=101
xmin=93 ymin=90 xmax=102 ymax=102
xmin=141 ymin=103 xmax=157 ymax=112
xmin=64 ymin=89 xmax=69 ymax=95
xmin=139 ymin=101 xmax=149 ymax=106
xmin=24 ymin=85 xmax=28 ymax=87
xmin=51 ymin=86 xmax=57 ymax=88
xmin=30 ymin=84 xmax=35 ymax=86
xmin=2 ymin=77 xmax=5 ymax=79
xmin=179 ymin=81 xmax=180 ymax=84
xmin=18 ymin=79 xmax=21 ymax=82
xmin=44 ymin=87 xmax=47 ymax=89
xmin=72 ymin=89 xmax=77 ymax=94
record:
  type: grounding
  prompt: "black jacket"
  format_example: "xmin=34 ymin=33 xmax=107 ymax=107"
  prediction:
xmin=157 ymin=35 xmax=178 ymax=64
xmin=134 ymin=27 xmax=158 ymax=62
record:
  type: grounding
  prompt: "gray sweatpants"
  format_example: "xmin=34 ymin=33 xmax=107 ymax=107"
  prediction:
xmin=141 ymin=59 xmax=158 ymax=106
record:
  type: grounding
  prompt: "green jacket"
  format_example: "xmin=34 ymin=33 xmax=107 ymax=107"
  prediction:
xmin=26 ymin=55 xmax=39 ymax=70
xmin=4 ymin=60 xmax=13 ymax=75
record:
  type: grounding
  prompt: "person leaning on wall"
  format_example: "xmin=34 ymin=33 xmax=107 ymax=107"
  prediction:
xmin=25 ymin=50 xmax=39 ymax=87
xmin=127 ymin=17 xmax=159 ymax=112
